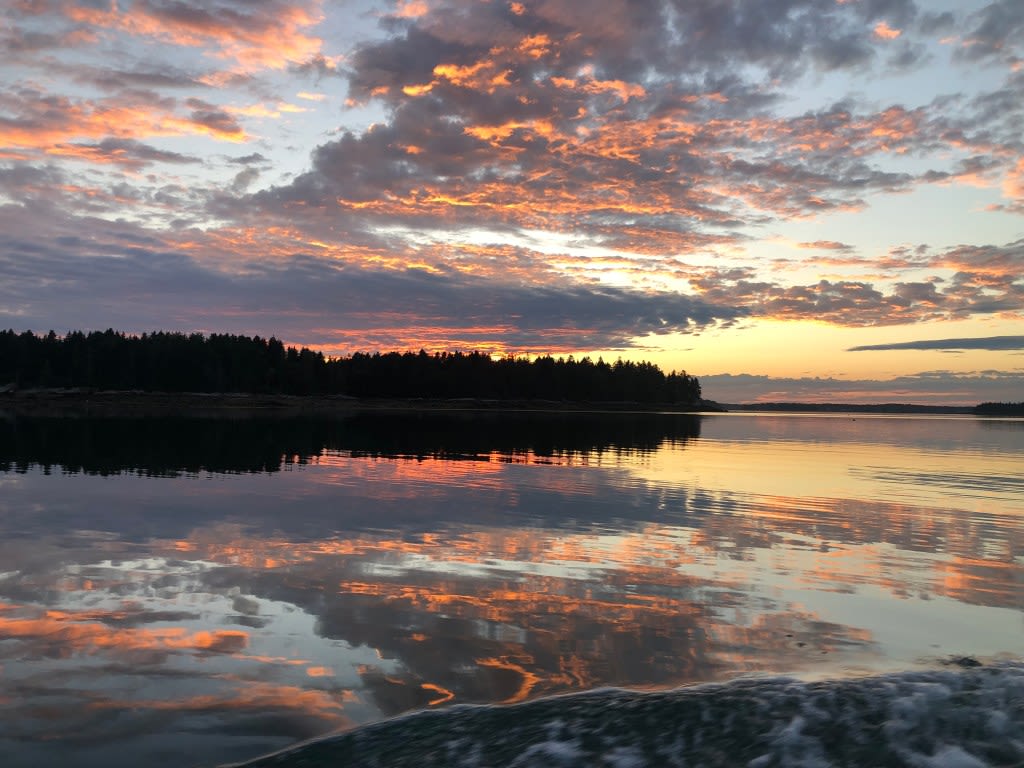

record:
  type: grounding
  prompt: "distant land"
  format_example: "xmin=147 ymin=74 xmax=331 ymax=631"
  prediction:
xmin=973 ymin=401 xmax=1024 ymax=416
xmin=720 ymin=402 xmax=972 ymax=414
xmin=719 ymin=402 xmax=1024 ymax=416
xmin=0 ymin=329 xmax=702 ymax=409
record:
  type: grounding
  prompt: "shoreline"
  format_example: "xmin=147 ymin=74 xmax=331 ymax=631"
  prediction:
xmin=0 ymin=389 xmax=719 ymax=417
xmin=2 ymin=390 xmax=1013 ymax=417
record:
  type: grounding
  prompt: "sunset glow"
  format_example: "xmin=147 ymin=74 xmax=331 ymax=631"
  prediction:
xmin=2 ymin=0 xmax=1022 ymax=402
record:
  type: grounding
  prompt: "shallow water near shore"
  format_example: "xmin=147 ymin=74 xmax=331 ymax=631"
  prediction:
xmin=0 ymin=410 xmax=1021 ymax=767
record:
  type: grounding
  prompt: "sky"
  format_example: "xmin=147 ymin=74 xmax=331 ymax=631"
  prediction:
xmin=1 ymin=0 xmax=1022 ymax=404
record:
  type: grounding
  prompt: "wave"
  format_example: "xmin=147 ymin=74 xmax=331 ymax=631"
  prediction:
xmin=226 ymin=662 xmax=1024 ymax=767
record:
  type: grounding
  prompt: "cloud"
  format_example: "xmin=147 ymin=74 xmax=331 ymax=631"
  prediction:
xmin=685 ymin=238 xmax=1024 ymax=326
xmin=797 ymin=240 xmax=855 ymax=252
xmin=848 ymin=335 xmax=1024 ymax=352
xmin=185 ymin=97 xmax=246 ymax=140
xmin=0 ymin=23 xmax=92 ymax=54
xmin=62 ymin=0 xmax=326 ymax=72
xmin=956 ymin=0 xmax=1024 ymax=66
xmin=0 ymin=87 xmax=246 ymax=151
xmin=47 ymin=138 xmax=201 ymax=170
xmin=231 ymin=167 xmax=261 ymax=192
xmin=874 ymin=21 xmax=902 ymax=40
xmin=237 ymin=0 xmax=1023 ymax=271
xmin=228 ymin=152 xmax=269 ymax=165
xmin=0 ymin=205 xmax=743 ymax=354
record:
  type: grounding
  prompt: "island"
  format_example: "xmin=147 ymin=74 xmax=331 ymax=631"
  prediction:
xmin=0 ymin=329 xmax=707 ymax=413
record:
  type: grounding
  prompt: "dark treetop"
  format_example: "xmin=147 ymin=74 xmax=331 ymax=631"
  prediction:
xmin=973 ymin=402 xmax=1024 ymax=416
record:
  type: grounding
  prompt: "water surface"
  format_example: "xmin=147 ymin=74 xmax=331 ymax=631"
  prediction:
xmin=0 ymin=411 xmax=1021 ymax=767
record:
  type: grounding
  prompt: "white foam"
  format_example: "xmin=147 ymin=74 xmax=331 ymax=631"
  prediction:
xmin=913 ymin=745 xmax=989 ymax=768
xmin=510 ymin=739 xmax=582 ymax=766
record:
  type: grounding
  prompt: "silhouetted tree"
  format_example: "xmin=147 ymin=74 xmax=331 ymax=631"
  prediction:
xmin=973 ymin=402 xmax=1024 ymax=416
xmin=0 ymin=330 xmax=703 ymax=405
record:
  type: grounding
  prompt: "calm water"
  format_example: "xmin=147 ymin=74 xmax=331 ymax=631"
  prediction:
xmin=0 ymin=410 xmax=1021 ymax=767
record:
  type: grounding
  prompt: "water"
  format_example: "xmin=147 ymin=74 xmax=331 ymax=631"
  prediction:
xmin=0 ymin=410 xmax=1021 ymax=767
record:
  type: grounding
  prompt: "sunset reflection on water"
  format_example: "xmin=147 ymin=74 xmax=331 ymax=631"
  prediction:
xmin=0 ymin=412 xmax=1021 ymax=767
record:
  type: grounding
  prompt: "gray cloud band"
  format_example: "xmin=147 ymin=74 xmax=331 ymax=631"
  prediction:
xmin=848 ymin=336 xmax=1024 ymax=352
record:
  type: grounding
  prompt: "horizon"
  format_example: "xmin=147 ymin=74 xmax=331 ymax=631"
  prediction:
xmin=2 ymin=1 xmax=1022 ymax=405
xmin=4 ymin=326 xmax=1019 ymax=408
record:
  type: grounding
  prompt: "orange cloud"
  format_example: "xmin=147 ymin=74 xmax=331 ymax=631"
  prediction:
xmin=1 ymin=93 xmax=245 ymax=152
xmin=873 ymin=21 xmax=902 ymax=40
xmin=402 ymin=82 xmax=435 ymax=96
xmin=64 ymin=1 xmax=324 ymax=71
xmin=227 ymin=101 xmax=308 ymax=117
xmin=551 ymin=74 xmax=645 ymax=102
xmin=433 ymin=59 xmax=513 ymax=93
xmin=465 ymin=120 xmax=556 ymax=143
xmin=1002 ymin=157 xmax=1024 ymax=201
xmin=395 ymin=0 xmax=430 ymax=18
xmin=517 ymin=33 xmax=552 ymax=59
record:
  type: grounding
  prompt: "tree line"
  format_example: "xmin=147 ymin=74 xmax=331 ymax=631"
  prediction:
xmin=973 ymin=402 xmax=1024 ymax=416
xmin=0 ymin=329 xmax=702 ymax=405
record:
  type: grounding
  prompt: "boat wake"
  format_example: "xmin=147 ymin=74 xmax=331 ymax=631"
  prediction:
xmin=228 ymin=662 xmax=1024 ymax=767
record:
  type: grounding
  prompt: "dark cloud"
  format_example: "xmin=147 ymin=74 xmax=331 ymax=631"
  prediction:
xmin=917 ymin=11 xmax=955 ymax=36
xmin=231 ymin=167 xmax=260 ymax=192
xmin=136 ymin=0 xmax=303 ymax=33
xmin=956 ymin=0 xmax=1024 ymax=65
xmin=352 ymin=0 xmax=916 ymax=107
xmin=0 ymin=162 xmax=66 ymax=195
xmin=290 ymin=53 xmax=345 ymax=81
xmin=229 ymin=153 xmax=269 ymax=165
xmin=848 ymin=336 xmax=1024 ymax=352
xmin=885 ymin=39 xmax=929 ymax=71
xmin=0 ymin=205 xmax=743 ymax=352
xmin=345 ymin=25 xmax=468 ymax=104
xmin=53 ymin=138 xmax=201 ymax=170
xmin=84 ymin=67 xmax=208 ymax=92
xmin=0 ymin=27 xmax=65 ymax=53
xmin=185 ymin=97 xmax=244 ymax=138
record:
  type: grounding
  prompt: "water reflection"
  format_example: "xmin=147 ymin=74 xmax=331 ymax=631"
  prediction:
xmin=0 ymin=410 xmax=701 ymax=476
xmin=0 ymin=411 xmax=1021 ymax=768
